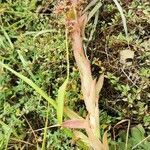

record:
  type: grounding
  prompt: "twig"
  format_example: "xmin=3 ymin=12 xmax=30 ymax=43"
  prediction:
xmin=113 ymin=119 xmax=130 ymax=150
xmin=23 ymin=115 xmax=39 ymax=148
xmin=10 ymin=138 xmax=36 ymax=147
xmin=27 ymin=124 xmax=60 ymax=133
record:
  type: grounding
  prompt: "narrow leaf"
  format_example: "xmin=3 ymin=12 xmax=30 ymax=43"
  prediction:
xmin=41 ymin=104 xmax=49 ymax=150
xmin=113 ymin=0 xmax=128 ymax=38
xmin=57 ymin=78 xmax=68 ymax=124
xmin=83 ymin=0 xmax=98 ymax=13
xmin=17 ymin=50 xmax=36 ymax=82
xmin=1 ymin=26 xmax=14 ymax=49
xmin=64 ymin=107 xmax=83 ymax=119
xmin=0 ymin=120 xmax=12 ymax=150
xmin=87 ymin=2 xmax=102 ymax=22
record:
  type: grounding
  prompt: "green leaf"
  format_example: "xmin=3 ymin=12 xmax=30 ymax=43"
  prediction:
xmin=131 ymin=124 xmax=145 ymax=142
xmin=17 ymin=50 xmax=37 ymax=82
xmin=0 ymin=120 xmax=12 ymax=150
xmin=57 ymin=78 xmax=68 ymax=124
xmin=33 ymin=29 xmax=57 ymax=40
xmin=1 ymin=26 xmax=14 ymax=49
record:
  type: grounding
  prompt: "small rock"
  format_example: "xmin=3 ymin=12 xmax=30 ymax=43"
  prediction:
xmin=120 ymin=50 xmax=134 ymax=66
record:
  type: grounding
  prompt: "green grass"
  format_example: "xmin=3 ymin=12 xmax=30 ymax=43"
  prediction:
xmin=0 ymin=0 xmax=150 ymax=149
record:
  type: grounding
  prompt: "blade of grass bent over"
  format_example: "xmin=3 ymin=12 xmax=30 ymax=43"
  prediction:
xmin=0 ymin=61 xmax=57 ymax=109
xmin=0 ymin=62 xmax=81 ymax=120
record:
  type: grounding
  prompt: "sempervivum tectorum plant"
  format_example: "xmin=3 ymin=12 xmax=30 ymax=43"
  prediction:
xmin=55 ymin=1 xmax=109 ymax=150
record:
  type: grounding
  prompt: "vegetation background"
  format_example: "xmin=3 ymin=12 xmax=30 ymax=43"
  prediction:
xmin=0 ymin=0 xmax=149 ymax=149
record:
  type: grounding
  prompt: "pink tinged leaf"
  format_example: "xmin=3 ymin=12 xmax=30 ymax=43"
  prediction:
xmin=62 ymin=119 xmax=88 ymax=129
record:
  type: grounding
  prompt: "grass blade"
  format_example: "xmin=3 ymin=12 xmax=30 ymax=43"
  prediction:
xmin=0 ymin=35 xmax=6 ymax=49
xmin=33 ymin=29 xmax=57 ymax=39
xmin=132 ymin=135 xmax=150 ymax=150
xmin=64 ymin=107 xmax=83 ymax=119
xmin=41 ymin=104 xmax=49 ymax=150
xmin=87 ymin=1 xmax=102 ymax=22
xmin=1 ymin=26 xmax=14 ymax=49
xmin=83 ymin=0 xmax=98 ymax=13
xmin=113 ymin=0 xmax=128 ymax=38
xmin=56 ymin=78 xmax=68 ymax=124
xmin=85 ymin=9 xmax=99 ymax=52
xmin=0 ymin=120 xmax=12 ymax=150
xmin=17 ymin=50 xmax=37 ymax=82
xmin=0 ymin=61 xmax=57 ymax=109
